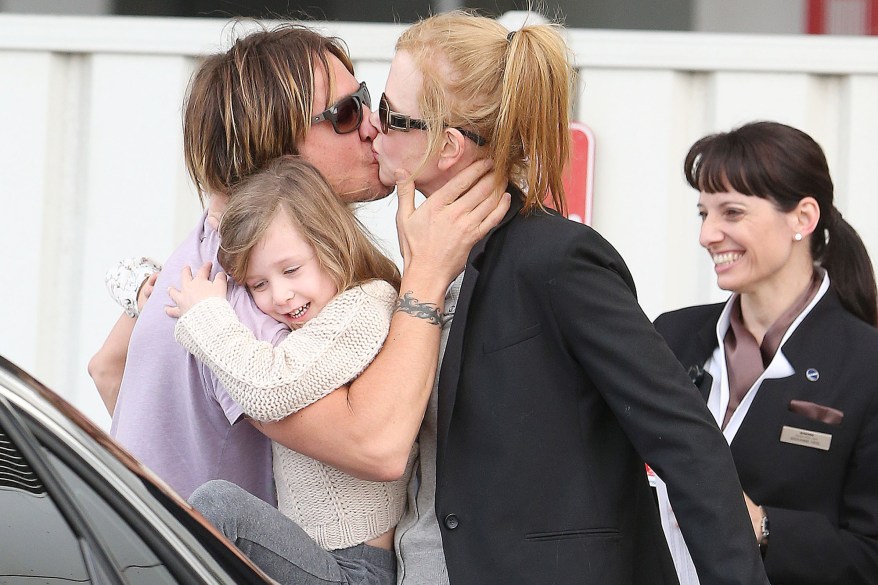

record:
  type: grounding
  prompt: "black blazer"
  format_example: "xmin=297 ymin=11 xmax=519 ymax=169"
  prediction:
xmin=655 ymin=290 xmax=878 ymax=585
xmin=435 ymin=192 xmax=767 ymax=585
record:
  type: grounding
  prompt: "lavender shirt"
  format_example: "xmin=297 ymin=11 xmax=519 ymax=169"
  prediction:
xmin=111 ymin=211 xmax=288 ymax=503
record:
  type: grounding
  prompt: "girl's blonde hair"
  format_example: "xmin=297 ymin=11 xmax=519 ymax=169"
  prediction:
xmin=396 ymin=10 xmax=573 ymax=214
xmin=218 ymin=156 xmax=401 ymax=293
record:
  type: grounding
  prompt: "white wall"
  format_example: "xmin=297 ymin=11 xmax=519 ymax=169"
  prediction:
xmin=2 ymin=14 xmax=878 ymax=431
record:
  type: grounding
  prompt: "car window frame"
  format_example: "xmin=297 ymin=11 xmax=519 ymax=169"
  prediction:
xmin=0 ymin=392 xmax=127 ymax=585
xmin=0 ymin=358 xmax=273 ymax=585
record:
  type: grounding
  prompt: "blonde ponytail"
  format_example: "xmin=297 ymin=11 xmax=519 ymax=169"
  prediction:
xmin=495 ymin=24 xmax=572 ymax=213
xmin=397 ymin=11 xmax=574 ymax=214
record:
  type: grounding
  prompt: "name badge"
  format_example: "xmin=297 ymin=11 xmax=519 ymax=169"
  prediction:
xmin=780 ymin=425 xmax=832 ymax=451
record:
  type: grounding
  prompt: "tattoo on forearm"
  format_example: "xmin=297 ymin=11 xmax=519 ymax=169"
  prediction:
xmin=395 ymin=292 xmax=443 ymax=326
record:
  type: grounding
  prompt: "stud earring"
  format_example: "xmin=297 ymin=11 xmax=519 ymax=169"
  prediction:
xmin=794 ymin=233 xmax=803 ymax=241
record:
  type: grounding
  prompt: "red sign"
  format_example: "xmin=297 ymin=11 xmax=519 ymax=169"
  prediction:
xmin=563 ymin=122 xmax=596 ymax=225
xmin=807 ymin=0 xmax=878 ymax=35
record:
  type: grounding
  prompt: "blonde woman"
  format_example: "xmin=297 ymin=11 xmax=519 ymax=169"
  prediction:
xmin=369 ymin=11 xmax=767 ymax=585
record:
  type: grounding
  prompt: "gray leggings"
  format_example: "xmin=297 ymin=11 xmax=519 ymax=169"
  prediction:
xmin=189 ymin=480 xmax=396 ymax=585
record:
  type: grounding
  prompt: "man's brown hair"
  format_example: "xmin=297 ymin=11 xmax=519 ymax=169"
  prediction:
xmin=183 ymin=23 xmax=353 ymax=203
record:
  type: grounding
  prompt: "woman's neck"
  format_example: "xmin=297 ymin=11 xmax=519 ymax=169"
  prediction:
xmin=418 ymin=150 xmax=487 ymax=198
xmin=739 ymin=265 xmax=815 ymax=344
xmin=416 ymin=171 xmax=452 ymax=199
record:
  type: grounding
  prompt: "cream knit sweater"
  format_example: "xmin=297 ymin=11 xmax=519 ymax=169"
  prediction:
xmin=175 ymin=279 xmax=414 ymax=550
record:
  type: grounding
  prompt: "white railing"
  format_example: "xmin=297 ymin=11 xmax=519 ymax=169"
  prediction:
xmin=2 ymin=13 xmax=878 ymax=429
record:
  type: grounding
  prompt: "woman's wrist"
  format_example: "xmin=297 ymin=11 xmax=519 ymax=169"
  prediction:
xmin=757 ymin=506 xmax=770 ymax=556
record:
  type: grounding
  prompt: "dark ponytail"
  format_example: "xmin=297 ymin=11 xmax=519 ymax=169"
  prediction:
xmin=821 ymin=207 xmax=877 ymax=326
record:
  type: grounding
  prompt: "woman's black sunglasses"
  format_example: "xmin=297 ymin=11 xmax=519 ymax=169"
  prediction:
xmin=312 ymin=82 xmax=371 ymax=134
xmin=378 ymin=93 xmax=486 ymax=146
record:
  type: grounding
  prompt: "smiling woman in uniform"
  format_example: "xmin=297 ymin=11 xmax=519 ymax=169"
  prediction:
xmin=654 ymin=120 xmax=878 ymax=585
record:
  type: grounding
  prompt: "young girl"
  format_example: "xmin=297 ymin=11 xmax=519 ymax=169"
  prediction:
xmin=167 ymin=156 xmax=407 ymax=585
xmin=367 ymin=11 xmax=766 ymax=585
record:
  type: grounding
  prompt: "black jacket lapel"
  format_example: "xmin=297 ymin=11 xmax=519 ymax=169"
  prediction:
xmin=436 ymin=190 xmax=523 ymax=466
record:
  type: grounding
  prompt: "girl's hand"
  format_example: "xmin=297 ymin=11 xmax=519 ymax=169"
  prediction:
xmin=165 ymin=262 xmax=227 ymax=318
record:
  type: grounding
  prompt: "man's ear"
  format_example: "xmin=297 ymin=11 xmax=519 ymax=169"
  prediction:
xmin=437 ymin=128 xmax=467 ymax=171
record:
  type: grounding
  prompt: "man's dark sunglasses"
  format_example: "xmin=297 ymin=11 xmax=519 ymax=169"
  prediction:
xmin=378 ymin=93 xmax=486 ymax=146
xmin=312 ymin=82 xmax=371 ymax=134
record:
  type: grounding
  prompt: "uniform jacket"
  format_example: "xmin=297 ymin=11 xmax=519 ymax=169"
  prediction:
xmin=434 ymin=192 xmax=767 ymax=585
xmin=655 ymin=290 xmax=878 ymax=585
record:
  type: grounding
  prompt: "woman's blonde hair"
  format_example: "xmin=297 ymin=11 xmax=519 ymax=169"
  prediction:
xmin=218 ymin=156 xmax=401 ymax=293
xmin=396 ymin=10 xmax=573 ymax=214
